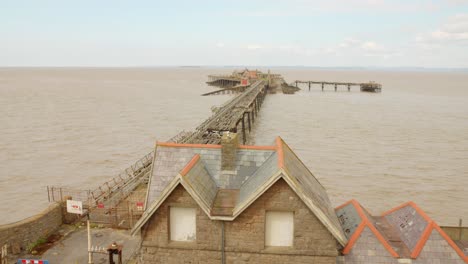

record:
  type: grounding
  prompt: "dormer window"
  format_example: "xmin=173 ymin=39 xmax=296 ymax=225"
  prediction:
xmin=170 ymin=207 xmax=196 ymax=241
xmin=265 ymin=211 xmax=294 ymax=247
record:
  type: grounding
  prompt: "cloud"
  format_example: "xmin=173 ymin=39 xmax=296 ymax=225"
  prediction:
xmin=417 ymin=13 xmax=468 ymax=42
xmin=245 ymin=44 xmax=263 ymax=50
xmin=446 ymin=0 xmax=468 ymax=6
xmin=323 ymin=38 xmax=401 ymax=59
xmin=361 ymin=41 xmax=383 ymax=51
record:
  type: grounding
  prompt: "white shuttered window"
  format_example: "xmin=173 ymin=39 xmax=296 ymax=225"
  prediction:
xmin=170 ymin=207 xmax=196 ymax=241
xmin=265 ymin=211 xmax=294 ymax=247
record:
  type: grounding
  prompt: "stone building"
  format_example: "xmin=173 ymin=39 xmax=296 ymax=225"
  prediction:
xmin=131 ymin=134 xmax=347 ymax=263
xmin=130 ymin=132 xmax=468 ymax=264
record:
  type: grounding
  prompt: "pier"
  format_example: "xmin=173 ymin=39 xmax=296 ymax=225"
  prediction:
xmin=45 ymin=69 xmax=381 ymax=229
xmin=295 ymin=80 xmax=382 ymax=92
xmin=47 ymin=73 xmax=271 ymax=227
xmin=179 ymin=79 xmax=267 ymax=145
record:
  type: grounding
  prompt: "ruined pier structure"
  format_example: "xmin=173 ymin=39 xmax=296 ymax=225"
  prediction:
xmin=46 ymin=69 xmax=273 ymax=227
xmin=295 ymin=80 xmax=382 ymax=93
xmin=47 ymin=69 xmax=383 ymax=224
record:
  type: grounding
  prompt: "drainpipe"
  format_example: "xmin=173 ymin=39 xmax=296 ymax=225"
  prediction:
xmin=221 ymin=221 xmax=225 ymax=264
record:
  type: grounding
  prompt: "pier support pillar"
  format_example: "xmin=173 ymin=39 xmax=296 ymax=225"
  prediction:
xmin=348 ymin=84 xmax=350 ymax=92
xmin=308 ymin=82 xmax=311 ymax=91
xmin=321 ymin=83 xmax=324 ymax=91
xmin=334 ymin=84 xmax=337 ymax=92
xmin=247 ymin=112 xmax=251 ymax=132
xmin=241 ymin=116 xmax=246 ymax=145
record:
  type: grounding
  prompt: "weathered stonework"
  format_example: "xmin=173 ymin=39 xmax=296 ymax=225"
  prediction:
xmin=0 ymin=202 xmax=62 ymax=254
xmin=139 ymin=179 xmax=340 ymax=263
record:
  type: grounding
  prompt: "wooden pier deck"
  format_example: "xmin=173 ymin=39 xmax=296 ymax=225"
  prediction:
xmin=295 ymin=80 xmax=382 ymax=92
xmin=179 ymin=79 xmax=267 ymax=145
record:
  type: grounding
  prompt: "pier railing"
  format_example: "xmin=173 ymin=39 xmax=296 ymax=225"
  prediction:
xmin=45 ymin=76 xmax=270 ymax=229
xmin=47 ymin=151 xmax=153 ymax=208
xmin=89 ymin=151 xmax=153 ymax=206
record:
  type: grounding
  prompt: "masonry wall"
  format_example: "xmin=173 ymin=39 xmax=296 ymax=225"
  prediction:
xmin=140 ymin=179 xmax=339 ymax=264
xmin=0 ymin=202 xmax=62 ymax=253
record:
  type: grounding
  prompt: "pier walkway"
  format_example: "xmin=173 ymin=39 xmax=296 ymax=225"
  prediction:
xmin=47 ymin=78 xmax=269 ymax=226
xmin=178 ymin=79 xmax=267 ymax=145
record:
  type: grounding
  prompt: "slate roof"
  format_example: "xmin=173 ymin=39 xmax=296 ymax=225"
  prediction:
xmin=383 ymin=202 xmax=467 ymax=262
xmin=336 ymin=200 xmax=468 ymax=263
xmin=335 ymin=200 xmax=399 ymax=258
xmin=145 ymin=143 xmax=276 ymax=208
xmin=131 ymin=137 xmax=347 ymax=246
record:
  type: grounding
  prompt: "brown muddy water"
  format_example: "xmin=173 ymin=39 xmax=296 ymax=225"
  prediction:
xmin=0 ymin=67 xmax=467 ymax=225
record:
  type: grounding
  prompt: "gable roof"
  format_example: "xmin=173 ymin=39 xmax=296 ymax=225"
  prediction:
xmin=145 ymin=142 xmax=275 ymax=208
xmin=335 ymin=200 xmax=399 ymax=257
xmin=131 ymin=137 xmax=348 ymax=246
xmin=383 ymin=201 xmax=468 ymax=262
xmin=336 ymin=200 xmax=468 ymax=263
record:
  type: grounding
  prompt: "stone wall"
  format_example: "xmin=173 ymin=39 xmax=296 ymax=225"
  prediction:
xmin=140 ymin=179 xmax=339 ymax=263
xmin=0 ymin=203 xmax=62 ymax=253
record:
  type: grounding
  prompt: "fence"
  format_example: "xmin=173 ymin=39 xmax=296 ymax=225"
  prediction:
xmin=47 ymin=151 xmax=153 ymax=229
xmin=48 ymin=151 xmax=153 ymax=206
xmin=89 ymin=151 xmax=153 ymax=206
xmin=47 ymin=186 xmax=92 ymax=206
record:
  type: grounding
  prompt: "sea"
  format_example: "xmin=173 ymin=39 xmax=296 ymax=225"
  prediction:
xmin=0 ymin=67 xmax=467 ymax=225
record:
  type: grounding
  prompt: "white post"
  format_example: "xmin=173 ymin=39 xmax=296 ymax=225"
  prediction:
xmin=88 ymin=219 xmax=93 ymax=264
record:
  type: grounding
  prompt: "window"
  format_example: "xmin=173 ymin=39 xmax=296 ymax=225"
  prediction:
xmin=265 ymin=211 xmax=294 ymax=247
xmin=170 ymin=207 xmax=196 ymax=241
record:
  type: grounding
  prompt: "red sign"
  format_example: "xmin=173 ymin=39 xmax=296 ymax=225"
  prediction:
xmin=136 ymin=202 xmax=144 ymax=211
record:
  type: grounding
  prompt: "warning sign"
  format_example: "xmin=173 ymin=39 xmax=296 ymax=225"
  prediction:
xmin=136 ymin=202 xmax=144 ymax=211
xmin=66 ymin=200 xmax=83 ymax=215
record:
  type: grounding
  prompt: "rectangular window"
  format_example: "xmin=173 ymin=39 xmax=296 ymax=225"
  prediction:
xmin=265 ymin=211 xmax=294 ymax=247
xmin=170 ymin=207 xmax=196 ymax=241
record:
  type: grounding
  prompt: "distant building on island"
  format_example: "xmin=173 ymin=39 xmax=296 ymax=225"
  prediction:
xmin=131 ymin=133 xmax=467 ymax=264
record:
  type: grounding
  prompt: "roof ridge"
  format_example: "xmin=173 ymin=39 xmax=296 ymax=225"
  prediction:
xmin=180 ymin=154 xmax=201 ymax=176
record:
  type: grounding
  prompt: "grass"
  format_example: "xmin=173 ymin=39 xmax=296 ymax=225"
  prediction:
xmin=27 ymin=237 xmax=47 ymax=253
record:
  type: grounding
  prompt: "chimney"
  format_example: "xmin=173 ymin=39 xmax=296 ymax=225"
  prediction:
xmin=221 ymin=132 xmax=239 ymax=171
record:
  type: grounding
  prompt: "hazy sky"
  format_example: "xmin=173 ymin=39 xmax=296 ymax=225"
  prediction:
xmin=1 ymin=0 xmax=468 ymax=67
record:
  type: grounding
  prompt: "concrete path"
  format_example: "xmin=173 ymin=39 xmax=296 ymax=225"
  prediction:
xmin=42 ymin=227 xmax=140 ymax=264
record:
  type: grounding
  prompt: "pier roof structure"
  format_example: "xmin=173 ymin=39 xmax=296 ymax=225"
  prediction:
xmin=131 ymin=136 xmax=347 ymax=246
